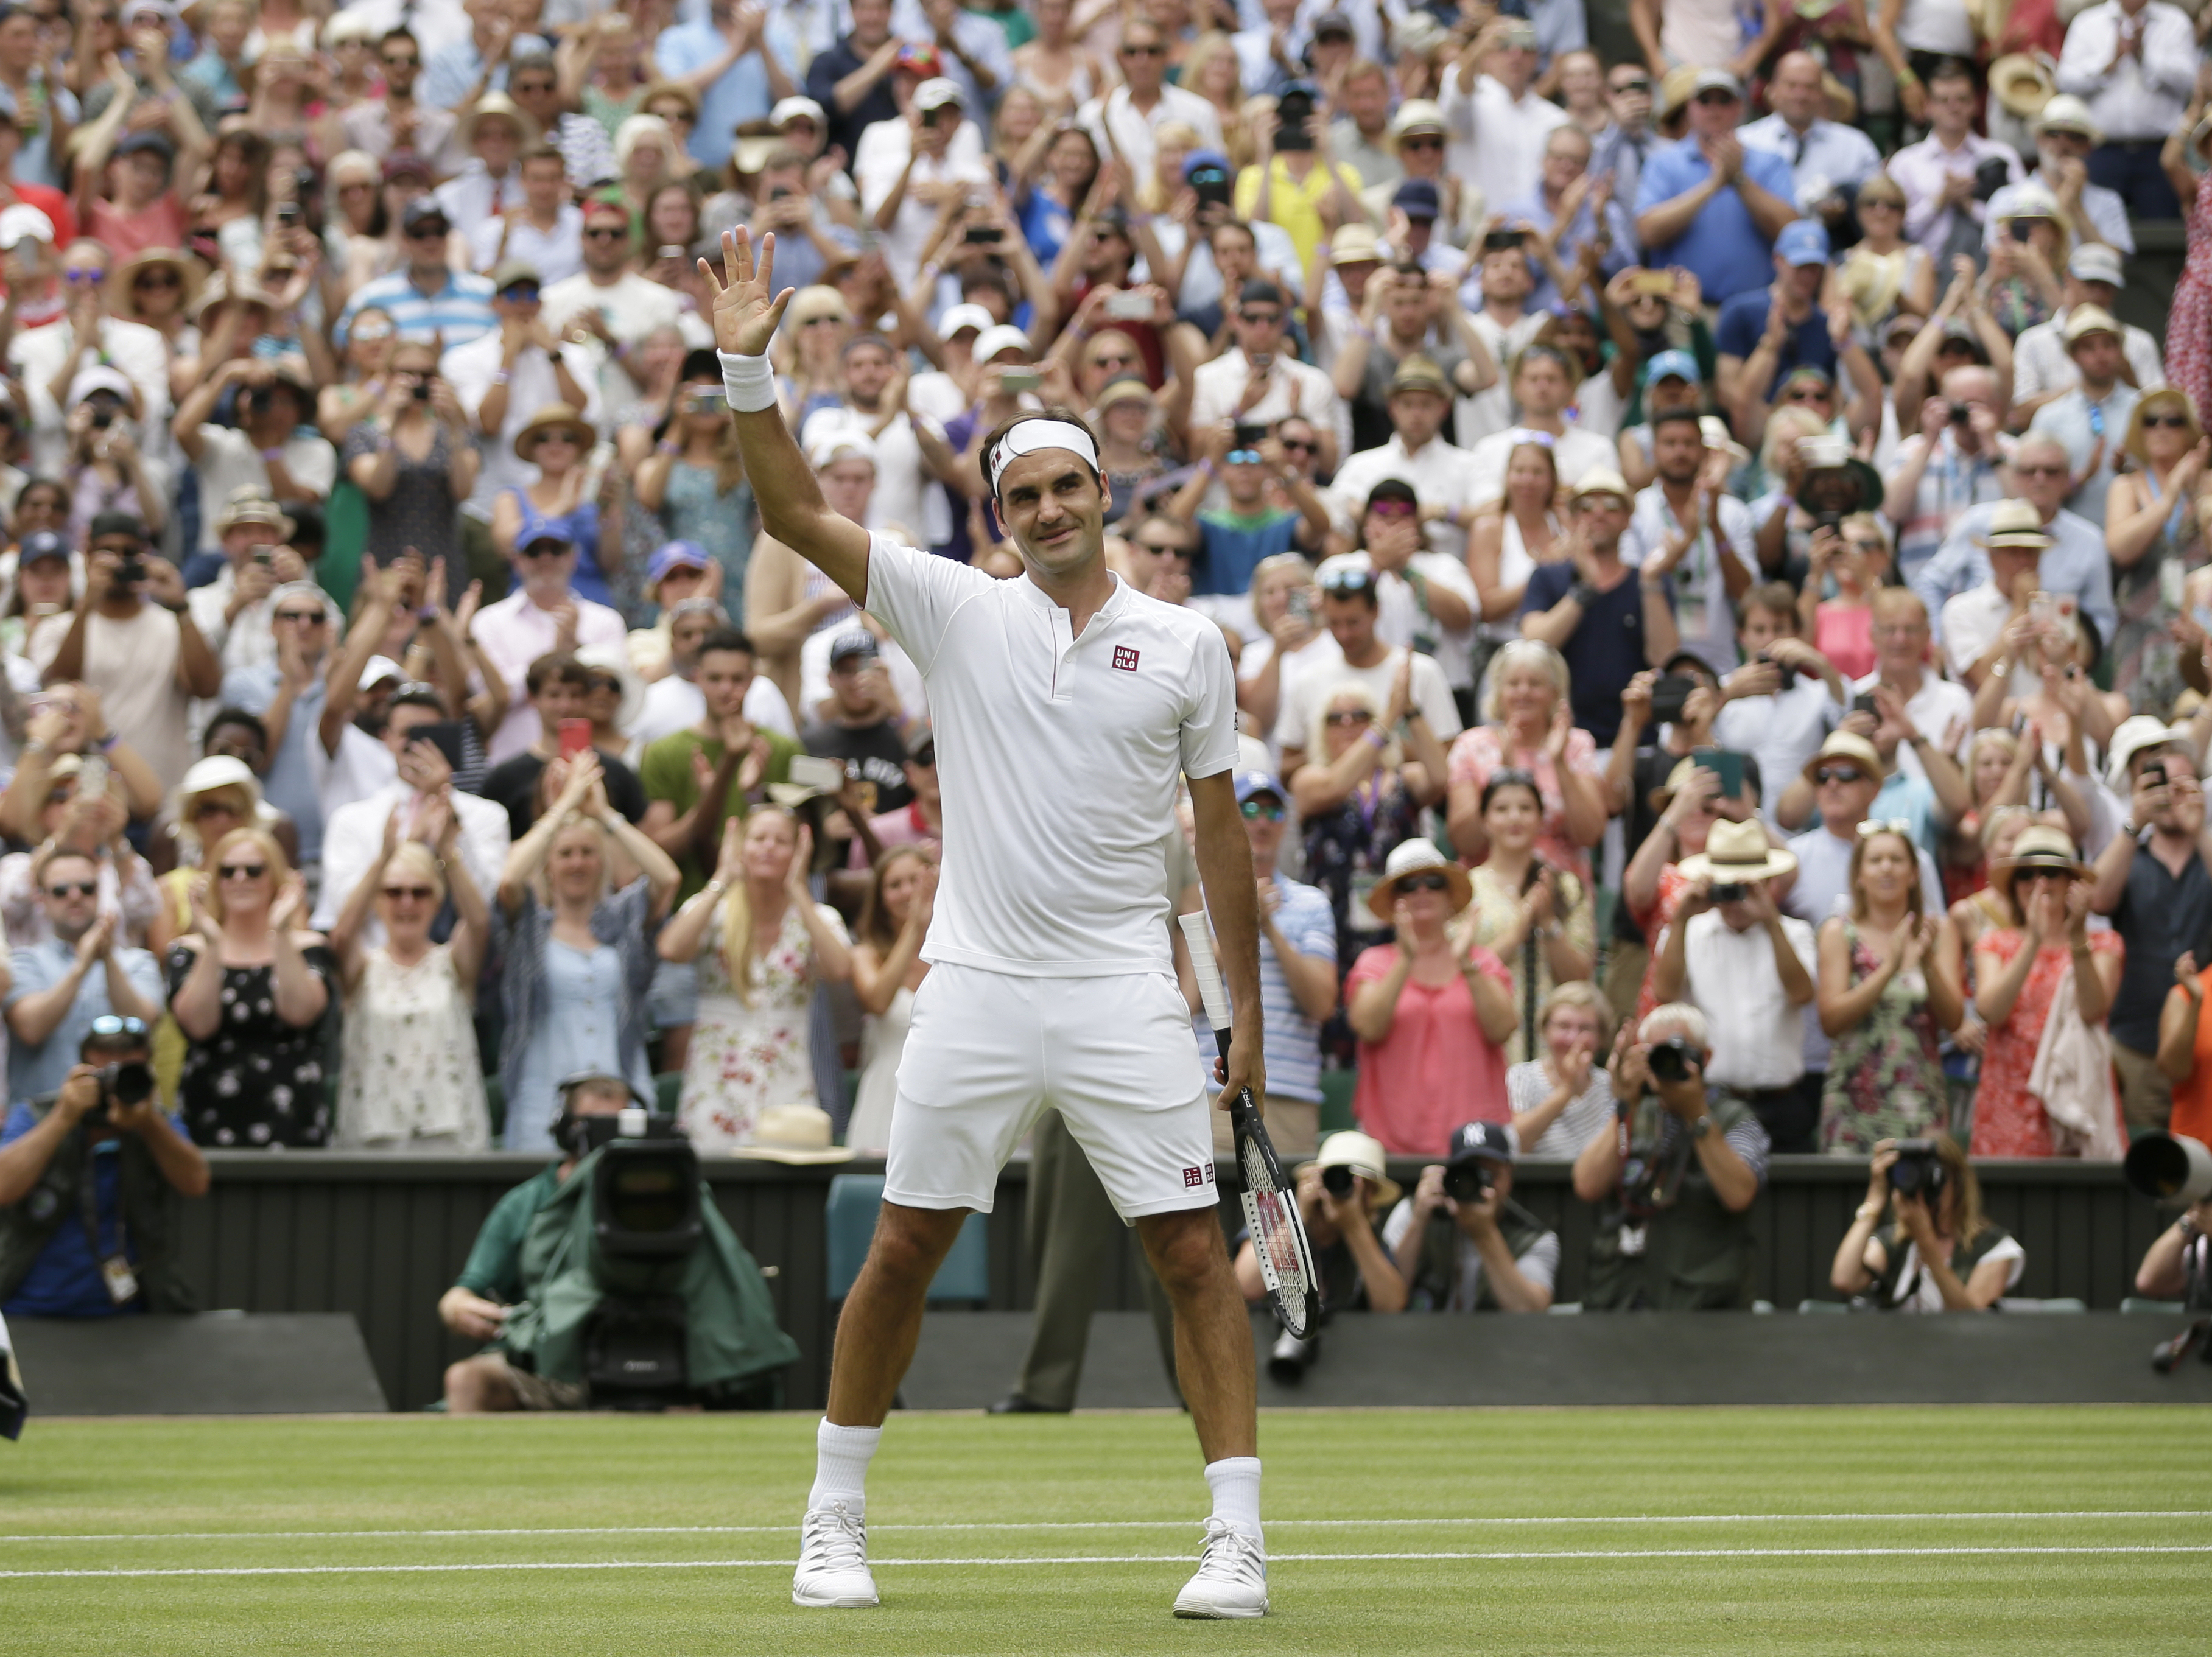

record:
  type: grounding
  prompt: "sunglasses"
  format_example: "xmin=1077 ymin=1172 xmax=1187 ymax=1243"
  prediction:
xmin=1089 ymin=352 xmax=1135 ymax=369
xmin=1813 ymin=766 xmax=1866 ymax=786
xmin=133 ymin=269 xmax=181 ymax=289
xmin=406 ymin=223 xmax=449 ymax=240
xmin=1693 ymin=89 xmax=1740 ymax=105
xmin=499 ymin=283 xmax=541 ymax=302
xmin=1279 ymin=436 xmax=1316 ymax=454
xmin=518 ymin=541 xmax=572 ymax=558
xmin=2015 ymin=866 xmax=2073 ymax=885
xmin=1845 ymin=539 xmax=1886 ymax=556
xmin=44 ymin=880 xmax=97 ymax=899
xmin=1319 ymin=570 xmax=1378 ymax=594
xmin=583 ymin=226 xmax=628 ymax=241
xmin=89 ymin=1014 xmax=148 ymax=1038
xmin=1783 ymin=385 xmax=1831 ymax=402
xmin=911 ymin=745 xmax=936 ymax=767
xmin=1238 ymin=310 xmax=1282 ymax=326
xmin=1612 ymin=77 xmax=1649 ymax=94
xmin=1399 ymin=135 xmax=1444 ymax=153
xmin=1369 ymin=500 xmax=1417 ymax=519
xmin=1859 ymin=196 xmax=1903 ymax=211
xmin=217 ymin=862 xmax=268 ymax=880
xmin=273 ymin=610 xmax=324 ymax=625
xmin=65 ymin=267 xmax=108 ymax=284
xmin=1325 ymin=709 xmax=1374 ymax=726
xmin=1120 ymin=42 xmax=1164 ymax=55
xmin=2143 ymin=413 xmax=2191 ymax=429
xmin=1397 ymin=872 xmax=1452 ymax=893
xmin=1132 ymin=539 xmax=1186 ymax=556
xmin=1855 ymin=817 xmax=1914 ymax=840
xmin=511 ymin=81 xmax=555 ymax=95
xmin=381 ymin=885 xmax=436 ymax=902
xmin=1240 ymin=799 xmax=1285 ymax=821
xmin=2014 ymin=463 xmax=2068 ymax=477
xmin=1226 ymin=448 xmax=1263 ymax=465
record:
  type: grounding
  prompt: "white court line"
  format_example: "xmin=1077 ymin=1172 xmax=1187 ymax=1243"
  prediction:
xmin=5 ymin=1510 xmax=2208 ymax=1544
xmin=4 ymin=1545 xmax=2211 ymax=1581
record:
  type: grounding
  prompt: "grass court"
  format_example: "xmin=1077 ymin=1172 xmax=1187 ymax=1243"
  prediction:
xmin=5 ymin=1405 xmax=2209 ymax=1654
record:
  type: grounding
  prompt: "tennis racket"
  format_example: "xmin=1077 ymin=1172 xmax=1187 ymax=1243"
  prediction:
xmin=1178 ymin=913 xmax=1322 ymax=1341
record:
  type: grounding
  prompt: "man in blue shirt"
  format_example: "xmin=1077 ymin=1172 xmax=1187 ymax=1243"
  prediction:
xmin=337 ymin=197 xmax=497 ymax=346
xmin=5 ymin=851 xmax=164 ymax=1105
xmin=1157 ymin=419 xmax=1328 ymax=599
xmin=0 ymin=1018 xmax=205 ymax=1319
xmin=1714 ymin=219 xmax=1841 ymax=422
xmin=1520 ymin=469 xmax=1682 ymax=744
xmin=1632 ymin=68 xmax=1798 ymax=306
xmin=656 ymin=0 xmax=793 ymax=169
xmin=2027 ymin=305 xmax=2141 ymax=527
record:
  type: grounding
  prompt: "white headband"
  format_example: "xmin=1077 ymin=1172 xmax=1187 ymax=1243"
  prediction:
xmin=985 ymin=419 xmax=1100 ymax=499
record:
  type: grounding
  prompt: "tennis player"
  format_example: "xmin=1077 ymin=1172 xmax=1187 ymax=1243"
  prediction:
xmin=700 ymin=229 xmax=1273 ymax=1619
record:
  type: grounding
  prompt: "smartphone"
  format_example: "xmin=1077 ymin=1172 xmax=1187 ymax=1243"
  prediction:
xmin=961 ymin=225 xmax=1003 ymax=244
xmin=1285 ymin=586 xmax=1313 ymax=625
xmin=558 ymin=718 xmax=594 ymax=760
xmin=2144 ymin=761 xmax=2169 ymax=789
xmin=1104 ymin=290 xmax=1153 ymax=320
xmin=1648 ymin=673 xmax=1696 ymax=725
xmin=999 ymin=369 xmax=1042 ymax=393
xmin=252 ymin=548 xmax=272 ymax=567
xmin=275 ymin=201 xmax=300 ymax=228
xmin=1691 ymin=748 xmax=1745 ymax=798
xmin=1483 ymin=228 xmax=1527 ymax=253
xmin=1631 ymin=270 xmax=1673 ymax=295
xmin=1850 ymin=690 xmax=1879 ymax=717
xmin=412 ymin=720 xmax=467 ymax=774
xmin=77 ymin=752 xmax=109 ymax=800
xmin=2029 ymin=590 xmax=2057 ymax=625
xmin=1232 ymin=419 xmax=1269 ymax=449
xmin=788 ymin=753 xmax=848 ymax=794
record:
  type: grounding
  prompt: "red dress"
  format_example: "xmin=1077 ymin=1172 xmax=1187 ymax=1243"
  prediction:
xmin=1970 ymin=928 xmax=2124 ymax=1158
xmin=2168 ymin=169 xmax=2212 ymax=443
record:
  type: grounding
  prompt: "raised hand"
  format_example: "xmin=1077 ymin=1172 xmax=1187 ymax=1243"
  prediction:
xmin=700 ymin=227 xmax=793 ymax=359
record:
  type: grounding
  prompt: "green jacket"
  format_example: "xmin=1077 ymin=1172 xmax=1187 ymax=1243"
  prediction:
xmin=1581 ymin=1091 xmax=1763 ymax=1312
xmin=0 ymin=1099 xmax=195 ymax=1314
xmin=496 ymin=1147 xmax=801 ymax=1395
xmin=1405 ymin=1199 xmax=1554 ymax=1312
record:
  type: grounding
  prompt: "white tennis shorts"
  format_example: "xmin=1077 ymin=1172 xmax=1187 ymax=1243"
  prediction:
xmin=883 ymin=962 xmax=1221 ymax=1220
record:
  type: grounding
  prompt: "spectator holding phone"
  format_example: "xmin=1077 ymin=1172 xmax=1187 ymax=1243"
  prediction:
xmin=1621 ymin=749 xmax=1761 ymax=1020
xmin=1231 ymin=1130 xmax=1406 ymax=1314
xmin=1383 ymin=1121 xmax=1559 ymax=1312
xmin=1575 ymin=1002 xmax=1770 ymax=1311
xmin=482 ymin=651 xmax=648 ymax=841
xmin=1830 ymin=1137 xmax=2022 ymax=1309
xmin=1507 ymin=982 xmax=1619 ymax=1158
xmin=1345 ymin=841 xmax=1515 ymax=1155
xmin=1459 ymin=769 xmax=1595 ymax=1064
xmin=1651 ymin=818 xmax=1820 ymax=1152
xmin=1445 ymin=639 xmax=1609 ymax=885
xmin=1816 ymin=824 xmax=1964 ymax=1154
xmin=1712 ymin=584 xmax=1849 ymax=833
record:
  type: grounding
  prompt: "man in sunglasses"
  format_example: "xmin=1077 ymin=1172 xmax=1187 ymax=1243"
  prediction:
xmin=1189 ymin=278 xmax=1346 ymax=478
xmin=1327 ymin=58 xmax=1398 ymax=189
xmin=1362 ymin=99 xmax=1468 ymax=246
xmin=335 ymin=197 xmax=498 ymax=348
xmin=5 ymin=850 xmax=163 ymax=1104
xmin=339 ymin=29 xmax=458 ymax=167
xmin=1630 ymin=68 xmax=1798 ymax=307
xmin=543 ymin=198 xmax=685 ymax=407
xmin=1588 ymin=64 xmax=1657 ymax=207
xmin=467 ymin=144 xmax=584 ymax=286
xmin=7 ymin=233 xmax=165 ymax=479
xmin=1076 ymin=15 xmax=1223 ymax=186
xmin=1914 ymin=460 xmax=2115 ymax=664
xmin=0 ymin=1012 xmax=205 ymax=1321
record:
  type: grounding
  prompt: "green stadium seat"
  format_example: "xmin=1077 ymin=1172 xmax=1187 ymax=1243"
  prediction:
xmin=826 ymin=1174 xmax=988 ymax=1303
xmin=1319 ymin=1067 xmax=1356 ymax=1135
xmin=2121 ymin=1297 xmax=2186 ymax=1315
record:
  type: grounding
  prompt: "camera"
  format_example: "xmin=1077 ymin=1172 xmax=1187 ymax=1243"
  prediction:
xmin=1708 ymin=883 xmax=1748 ymax=903
xmin=1948 ymin=401 xmax=1971 ymax=425
xmin=412 ymin=379 xmax=432 ymax=402
xmin=919 ymin=105 xmax=943 ymax=127
xmin=90 ymin=408 xmax=113 ymax=429
xmin=1274 ymin=85 xmax=1315 ymax=150
xmin=275 ymin=201 xmax=299 ymax=228
xmin=1972 ymin=155 xmax=2012 ymax=202
xmin=1755 ymin=647 xmax=1800 ymax=685
xmin=767 ymin=185 xmax=793 ymax=202
xmin=89 ymin=1059 xmax=155 ymax=1123
xmin=1646 ymin=1036 xmax=1698 ymax=1084
xmin=1888 ymin=1138 xmax=1946 ymax=1200
xmin=961 ymin=225 xmax=1003 ymax=244
xmin=1442 ymin=1159 xmax=1494 ymax=1205
xmin=578 ymin=1115 xmax=707 ymax=1408
xmin=1189 ymin=163 xmax=1232 ymax=208
xmin=1232 ymin=419 xmax=1269 ymax=449
xmin=1319 ymin=1161 xmax=1355 ymax=1198
xmin=1648 ymin=672 xmax=1696 ymax=725
xmin=116 ymin=556 xmax=146 ymax=587
xmin=1483 ymin=228 xmax=1528 ymax=253
xmin=2124 ymin=1132 xmax=2212 ymax=1205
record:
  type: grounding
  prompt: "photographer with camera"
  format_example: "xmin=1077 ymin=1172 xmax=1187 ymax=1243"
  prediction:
xmin=1383 ymin=1121 xmax=1559 ymax=1312
xmin=0 ymin=1016 xmax=205 ymax=1318
xmin=1830 ymin=1136 xmax=2021 ymax=1309
xmin=1231 ymin=1130 xmax=1407 ymax=1316
xmin=1573 ymin=1003 xmax=1770 ymax=1311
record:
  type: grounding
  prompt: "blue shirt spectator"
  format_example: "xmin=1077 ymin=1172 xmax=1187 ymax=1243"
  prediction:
xmin=1909 ymin=490 xmax=2118 ymax=650
xmin=6 ymin=927 xmax=164 ymax=1107
xmin=1633 ymin=114 xmax=1799 ymax=304
xmin=1713 ymin=221 xmax=1841 ymax=398
xmin=656 ymin=5 xmax=781 ymax=167
xmin=336 ymin=262 xmax=497 ymax=348
xmin=1193 ymin=508 xmax=1302 ymax=600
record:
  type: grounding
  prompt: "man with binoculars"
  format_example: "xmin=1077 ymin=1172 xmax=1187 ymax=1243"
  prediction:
xmin=0 ymin=1017 xmax=207 ymax=1317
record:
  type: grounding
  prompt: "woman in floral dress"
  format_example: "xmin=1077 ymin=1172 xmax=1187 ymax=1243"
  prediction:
xmin=1817 ymin=826 xmax=1964 ymax=1154
xmin=663 ymin=807 xmax=853 ymax=1152
xmin=1970 ymin=828 xmax=2124 ymax=1158
xmin=2160 ymin=101 xmax=2212 ymax=433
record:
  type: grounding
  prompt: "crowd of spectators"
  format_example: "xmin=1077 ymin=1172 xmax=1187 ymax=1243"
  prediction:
xmin=4 ymin=0 xmax=2212 ymax=1330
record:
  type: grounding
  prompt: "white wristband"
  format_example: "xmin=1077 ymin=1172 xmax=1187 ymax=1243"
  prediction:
xmin=719 ymin=349 xmax=777 ymax=415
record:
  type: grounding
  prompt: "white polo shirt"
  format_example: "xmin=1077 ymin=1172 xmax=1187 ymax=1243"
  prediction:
xmin=1673 ymin=908 xmax=1817 ymax=1091
xmin=862 ymin=532 xmax=1239 ymax=978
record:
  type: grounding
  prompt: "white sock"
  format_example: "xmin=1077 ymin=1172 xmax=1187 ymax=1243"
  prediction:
xmin=807 ymin=1418 xmax=882 ymax=1519
xmin=1204 ymin=1457 xmax=1263 ymax=1549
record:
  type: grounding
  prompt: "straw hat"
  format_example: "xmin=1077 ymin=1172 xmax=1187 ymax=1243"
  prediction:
xmin=1990 ymin=825 xmax=2087 ymax=901
xmin=729 ymin=1102 xmax=857 ymax=1163
xmin=1677 ymin=817 xmax=1798 ymax=885
xmin=109 ymin=245 xmax=200 ymax=317
xmin=1801 ymin=730 xmax=1886 ymax=785
xmin=1989 ymin=54 xmax=2057 ymax=122
xmin=513 ymin=402 xmax=595 ymax=460
xmin=1306 ymin=1130 xmax=1401 ymax=1210
xmin=212 ymin=487 xmax=293 ymax=539
xmin=1366 ymin=839 xmax=1472 ymax=921
xmin=1569 ymin=467 xmax=1631 ymax=507
xmin=1973 ymin=497 xmax=2054 ymax=551
xmin=457 ymin=91 xmax=539 ymax=152
xmin=574 ymin=642 xmax=645 ymax=735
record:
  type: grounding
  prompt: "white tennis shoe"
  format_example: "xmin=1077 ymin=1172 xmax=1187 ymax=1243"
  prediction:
xmin=792 ymin=1502 xmax=880 ymax=1608
xmin=1172 ymin=1517 xmax=1269 ymax=1618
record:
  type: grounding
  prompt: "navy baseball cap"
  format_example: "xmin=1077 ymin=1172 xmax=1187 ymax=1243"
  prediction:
xmin=18 ymin=530 xmax=68 ymax=565
xmin=1393 ymin=178 xmax=1441 ymax=220
xmin=647 ymin=540 xmax=710 ymax=583
xmin=1233 ymin=771 xmax=1285 ymax=805
xmin=1448 ymin=1121 xmax=1517 ymax=1166
xmin=829 ymin=630 xmax=880 ymax=666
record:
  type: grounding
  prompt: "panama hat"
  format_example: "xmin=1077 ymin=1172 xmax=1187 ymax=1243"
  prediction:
xmin=1568 ymin=467 xmax=1632 ymax=507
xmin=1677 ymin=817 xmax=1798 ymax=885
xmin=212 ymin=487 xmax=293 ymax=539
xmin=110 ymin=245 xmax=200 ymax=317
xmin=730 ymin=1102 xmax=857 ymax=1163
xmin=1974 ymin=497 xmax=2054 ymax=551
xmin=457 ymin=91 xmax=539 ymax=151
xmin=1990 ymin=825 xmax=2087 ymax=901
xmin=2105 ymin=714 xmax=2189 ymax=790
xmin=513 ymin=402 xmax=594 ymax=460
xmin=1802 ymin=730 xmax=1886 ymax=785
xmin=1989 ymin=54 xmax=2057 ymax=122
xmin=1366 ymin=839 xmax=1472 ymax=920
xmin=1305 ymin=1130 xmax=1401 ymax=1209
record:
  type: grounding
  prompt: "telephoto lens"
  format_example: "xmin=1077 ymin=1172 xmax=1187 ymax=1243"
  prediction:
xmin=1320 ymin=1162 xmax=1355 ymax=1198
xmin=1442 ymin=1161 xmax=1493 ymax=1205
xmin=1889 ymin=1139 xmax=1944 ymax=1200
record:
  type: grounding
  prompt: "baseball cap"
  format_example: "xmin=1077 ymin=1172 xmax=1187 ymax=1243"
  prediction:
xmin=1232 ymin=771 xmax=1285 ymax=805
xmin=2068 ymin=243 xmax=2124 ymax=289
xmin=18 ymin=530 xmax=68 ymax=566
xmin=771 ymin=96 xmax=825 ymax=128
xmin=828 ymin=629 xmax=880 ymax=666
xmin=1311 ymin=9 xmax=1354 ymax=38
xmin=358 ymin=654 xmax=406 ymax=692
xmin=400 ymin=196 xmax=449 ymax=231
xmin=647 ymin=540 xmax=710 ymax=583
xmin=1691 ymin=68 xmax=1744 ymax=99
xmin=68 ymin=365 xmax=136 ymax=406
xmin=1645 ymin=348 xmax=1701 ymax=385
xmin=938 ymin=302 xmax=995 ymax=339
xmin=807 ymin=428 xmax=879 ymax=470
xmin=116 ymin=130 xmax=175 ymax=160
xmin=974 ymin=323 xmax=1032 ymax=363
xmin=1392 ymin=178 xmax=1440 ymax=220
xmin=0 ymin=202 xmax=54 ymax=250
xmin=891 ymin=41 xmax=943 ymax=75
xmin=491 ymin=258 xmax=542 ymax=292
xmin=1774 ymin=219 xmax=1830 ymax=267
xmin=1448 ymin=1121 xmax=1516 ymax=1167
xmin=1182 ymin=147 xmax=1232 ymax=183
xmin=912 ymin=77 xmax=964 ymax=113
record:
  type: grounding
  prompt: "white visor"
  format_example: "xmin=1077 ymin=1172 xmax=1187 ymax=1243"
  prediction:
xmin=986 ymin=418 xmax=1100 ymax=499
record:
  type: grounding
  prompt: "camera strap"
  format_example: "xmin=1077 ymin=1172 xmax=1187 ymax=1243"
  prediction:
xmin=79 ymin=1137 xmax=136 ymax=1308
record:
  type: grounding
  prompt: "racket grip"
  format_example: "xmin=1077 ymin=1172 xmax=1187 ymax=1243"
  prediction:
xmin=1177 ymin=912 xmax=1232 ymax=1032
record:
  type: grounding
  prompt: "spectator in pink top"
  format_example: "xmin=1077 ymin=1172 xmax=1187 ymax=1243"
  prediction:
xmin=1345 ymin=841 xmax=1515 ymax=1155
xmin=1444 ymin=640 xmax=1609 ymax=883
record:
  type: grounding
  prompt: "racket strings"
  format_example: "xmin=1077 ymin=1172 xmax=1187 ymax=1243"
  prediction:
xmin=1241 ymin=1146 xmax=1312 ymax=1305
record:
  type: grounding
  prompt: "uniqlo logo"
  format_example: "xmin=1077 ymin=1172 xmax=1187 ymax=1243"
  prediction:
xmin=1182 ymin=1165 xmax=1206 ymax=1188
xmin=1113 ymin=646 xmax=1141 ymax=672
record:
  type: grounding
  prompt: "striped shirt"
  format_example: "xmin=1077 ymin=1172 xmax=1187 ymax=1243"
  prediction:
xmin=335 ymin=267 xmax=498 ymax=348
xmin=1193 ymin=874 xmax=1336 ymax=1104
